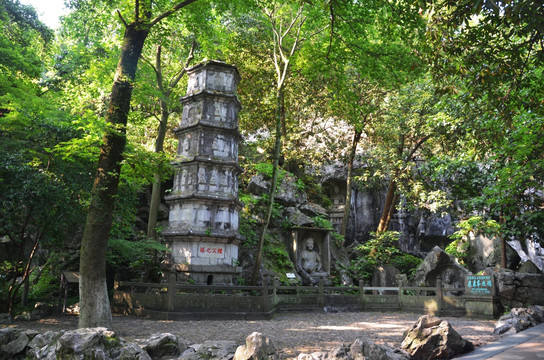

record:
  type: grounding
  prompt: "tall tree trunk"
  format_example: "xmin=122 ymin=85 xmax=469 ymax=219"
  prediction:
xmin=250 ymin=87 xmax=284 ymax=286
xmin=8 ymin=235 xmax=40 ymax=314
xmin=79 ymin=23 xmax=150 ymax=329
xmin=340 ymin=128 xmax=362 ymax=238
xmin=376 ymin=179 xmax=397 ymax=234
xmin=375 ymin=135 xmax=428 ymax=234
xmin=146 ymin=43 xmax=193 ymax=240
xmin=146 ymin=100 xmax=168 ymax=239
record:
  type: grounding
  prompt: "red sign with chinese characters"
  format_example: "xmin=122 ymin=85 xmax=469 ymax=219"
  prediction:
xmin=197 ymin=242 xmax=226 ymax=258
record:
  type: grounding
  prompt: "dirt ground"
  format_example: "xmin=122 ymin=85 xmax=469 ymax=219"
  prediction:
xmin=2 ymin=311 xmax=502 ymax=358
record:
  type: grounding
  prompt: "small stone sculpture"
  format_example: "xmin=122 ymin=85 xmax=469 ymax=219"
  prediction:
xmin=299 ymin=237 xmax=322 ymax=274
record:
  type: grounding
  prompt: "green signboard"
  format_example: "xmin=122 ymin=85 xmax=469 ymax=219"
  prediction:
xmin=465 ymin=275 xmax=494 ymax=296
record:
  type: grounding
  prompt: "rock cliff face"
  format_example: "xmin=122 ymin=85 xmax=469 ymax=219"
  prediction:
xmin=483 ymin=268 xmax=544 ymax=308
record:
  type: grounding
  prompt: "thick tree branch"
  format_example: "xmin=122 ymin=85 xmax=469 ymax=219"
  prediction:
xmin=117 ymin=10 xmax=128 ymax=28
xmin=169 ymin=40 xmax=196 ymax=89
xmin=150 ymin=0 xmax=199 ymax=27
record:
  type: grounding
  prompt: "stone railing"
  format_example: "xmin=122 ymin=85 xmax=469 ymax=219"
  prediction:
xmin=112 ymin=276 xmax=497 ymax=320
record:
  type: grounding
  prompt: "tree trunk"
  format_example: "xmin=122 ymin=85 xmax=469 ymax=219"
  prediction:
xmin=250 ymin=87 xmax=284 ymax=285
xmin=340 ymin=128 xmax=362 ymax=238
xmin=376 ymin=179 xmax=397 ymax=234
xmin=146 ymin=42 xmax=193 ymax=240
xmin=146 ymin=100 xmax=169 ymax=239
xmin=79 ymin=23 xmax=150 ymax=329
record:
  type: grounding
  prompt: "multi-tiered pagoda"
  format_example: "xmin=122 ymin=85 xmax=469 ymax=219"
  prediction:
xmin=162 ymin=60 xmax=242 ymax=285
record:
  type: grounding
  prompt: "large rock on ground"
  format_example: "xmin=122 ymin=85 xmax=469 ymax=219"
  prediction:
xmin=0 ymin=327 xmax=30 ymax=359
xmin=54 ymin=328 xmax=124 ymax=359
xmin=297 ymin=338 xmax=410 ymax=360
xmin=401 ymin=315 xmax=473 ymax=360
xmin=142 ymin=333 xmax=187 ymax=359
xmin=26 ymin=330 xmax=63 ymax=359
xmin=411 ymin=246 xmax=472 ymax=288
xmin=234 ymin=332 xmax=277 ymax=360
xmin=493 ymin=305 xmax=544 ymax=335
xmin=22 ymin=327 xmax=129 ymax=360
xmin=180 ymin=340 xmax=238 ymax=360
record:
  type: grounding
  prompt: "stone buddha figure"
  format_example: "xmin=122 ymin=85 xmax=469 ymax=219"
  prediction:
xmin=300 ymin=238 xmax=322 ymax=273
xmin=297 ymin=237 xmax=327 ymax=285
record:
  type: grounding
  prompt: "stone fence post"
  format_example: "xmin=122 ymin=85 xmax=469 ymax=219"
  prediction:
xmin=318 ymin=278 xmax=324 ymax=308
xmin=398 ymin=276 xmax=404 ymax=309
xmin=359 ymin=281 xmax=365 ymax=309
xmin=167 ymin=272 xmax=176 ymax=312
xmin=262 ymin=275 xmax=270 ymax=312
xmin=436 ymin=276 xmax=443 ymax=311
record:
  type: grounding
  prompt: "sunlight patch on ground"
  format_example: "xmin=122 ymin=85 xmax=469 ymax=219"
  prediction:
xmin=355 ymin=322 xmax=407 ymax=329
xmin=285 ymin=321 xmax=407 ymax=332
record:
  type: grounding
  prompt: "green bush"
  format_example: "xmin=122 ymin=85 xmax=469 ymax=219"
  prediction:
xmin=446 ymin=216 xmax=500 ymax=266
xmin=348 ymin=231 xmax=421 ymax=282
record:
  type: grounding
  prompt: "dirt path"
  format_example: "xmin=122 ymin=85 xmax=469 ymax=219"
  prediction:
xmin=2 ymin=311 xmax=501 ymax=358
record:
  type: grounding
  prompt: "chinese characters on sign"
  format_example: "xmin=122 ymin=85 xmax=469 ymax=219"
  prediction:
xmin=198 ymin=242 xmax=226 ymax=259
xmin=465 ymin=275 xmax=494 ymax=296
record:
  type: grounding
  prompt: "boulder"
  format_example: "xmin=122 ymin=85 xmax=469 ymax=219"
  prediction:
xmin=26 ymin=330 xmax=64 ymax=359
xmin=53 ymin=327 xmax=123 ymax=359
xmin=372 ymin=265 xmax=401 ymax=291
xmin=285 ymin=207 xmax=314 ymax=227
xmin=493 ymin=305 xmax=544 ymax=335
xmin=142 ymin=333 xmax=187 ymax=359
xmin=349 ymin=338 xmax=411 ymax=360
xmin=234 ymin=332 xmax=277 ymax=360
xmin=275 ymin=175 xmax=307 ymax=207
xmin=14 ymin=311 xmax=33 ymax=322
xmin=299 ymin=203 xmax=328 ymax=218
xmin=248 ymin=175 xmax=270 ymax=197
xmin=31 ymin=302 xmax=56 ymax=320
xmin=181 ymin=340 xmax=238 ymax=360
xmin=517 ymin=260 xmax=542 ymax=274
xmin=0 ymin=313 xmax=12 ymax=325
xmin=119 ymin=342 xmax=152 ymax=360
xmin=296 ymin=338 xmax=410 ymax=360
xmin=411 ymin=246 xmax=471 ymax=289
xmin=401 ymin=315 xmax=473 ymax=360
xmin=0 ymin=327 xmax=30 ymax=359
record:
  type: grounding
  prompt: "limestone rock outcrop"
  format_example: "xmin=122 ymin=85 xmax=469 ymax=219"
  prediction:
xmin=483 ymin=268 xmax=544 ymax=308
xmin=142 ymin=333 xmax=188 ymax=359
xmin=0 ymin=327 xmax=190 ymax=360
xmin=401 ymin=315 xmax=473 ymax=360
xmin=181 ymin=340 xmax=238 ymax=360
xmin=0 ymin=328 xmax=30 ymax=359
xmin=234 ymin=332 xmax=277 ymax=360
xmin=297 ymin=338 xmax=411 ymax=360
xmin=493 ymin=305 xmax=544 ymax=335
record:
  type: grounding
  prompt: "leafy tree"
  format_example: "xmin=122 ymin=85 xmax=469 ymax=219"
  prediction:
xmin=0 ymin=0 xmax=88 ymax=314
xmin=424 ymin=0 xmax=544 ymax=254
xmin=248 ymin=1 xmax=328 ymax=285
xmin=306 ymin=0 xmax=427 ymax=238
xmin=78 ymin=0 xmax=201 ymax=329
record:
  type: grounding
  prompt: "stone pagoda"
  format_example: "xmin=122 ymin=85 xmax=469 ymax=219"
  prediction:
xmin=162 ymin=60 xmax=242 ymax=285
